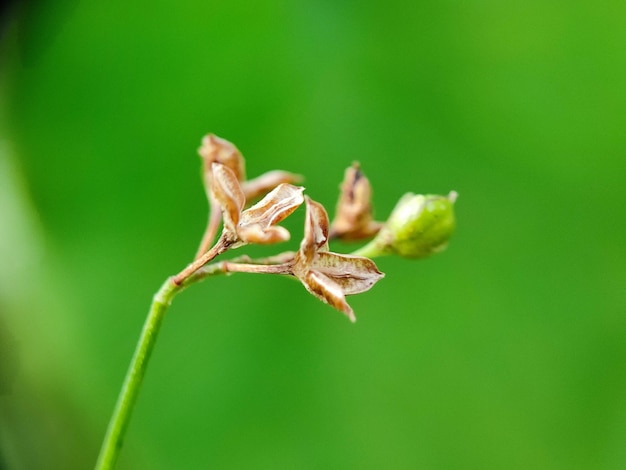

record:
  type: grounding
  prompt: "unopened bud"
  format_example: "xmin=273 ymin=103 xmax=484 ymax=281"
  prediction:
xmin=355 ymin=191 xmax=457 ymax=259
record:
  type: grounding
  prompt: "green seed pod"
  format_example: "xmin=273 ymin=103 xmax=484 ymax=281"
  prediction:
xmin=357 ymin=191 xmax=457 ymax=259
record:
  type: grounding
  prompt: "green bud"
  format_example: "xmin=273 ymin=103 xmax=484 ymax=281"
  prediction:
xmin=356 ymin=191 xmax=457 ymax=259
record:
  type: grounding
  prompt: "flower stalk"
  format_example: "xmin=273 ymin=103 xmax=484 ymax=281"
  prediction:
xmin=95 ymin=134 xmax=456 ymax=469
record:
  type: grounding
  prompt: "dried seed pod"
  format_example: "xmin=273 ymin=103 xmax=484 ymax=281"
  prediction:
xmin=292 ymin=197 xmax=384 ymax=322
xmin=210 ymin=163 xmax=304 ymax=246
xmin=238 ymin=183 xmax=305 ymax=244
xmin=195 ymin=134 xmax=301 ymax=258
xmin=242 ymin=170 xmax=303 ymax=202
xmin=210 ymin=163 xmax=246 ymax=235
xmin=329 ymin=162 xmax=382 ymax=241
xmin=198 ymin=134 xmax=246 ymax=185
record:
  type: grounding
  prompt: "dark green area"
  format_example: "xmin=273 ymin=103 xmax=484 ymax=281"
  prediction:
xmin=1 ymin=1 xmax=624 ymax=469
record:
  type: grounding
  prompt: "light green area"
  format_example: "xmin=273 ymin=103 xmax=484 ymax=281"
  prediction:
xmin=1 ymin=1 xmax=625 ymax=469
xmin=355 ymin=192 xmax=457 ymax=259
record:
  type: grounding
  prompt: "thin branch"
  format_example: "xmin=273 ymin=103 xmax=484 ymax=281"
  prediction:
xmin=194 ymin=209 xmax=222 ymax=260
xmin=172 ymin=237 xmax=232 ymax=286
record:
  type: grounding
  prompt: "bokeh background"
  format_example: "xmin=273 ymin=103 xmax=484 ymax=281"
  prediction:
xmin=1 ymin=1 xmax=625 ymax=469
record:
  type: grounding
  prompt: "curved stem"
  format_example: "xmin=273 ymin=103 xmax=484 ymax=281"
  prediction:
xmin=95 ymin=278 xmax=179 ymax=470
xmin=94 ymin=255 xmax=289 ymax=469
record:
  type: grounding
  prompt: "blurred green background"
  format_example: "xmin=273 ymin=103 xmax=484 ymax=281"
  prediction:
xmin=1 ymin=1 xmax=625 ymax=469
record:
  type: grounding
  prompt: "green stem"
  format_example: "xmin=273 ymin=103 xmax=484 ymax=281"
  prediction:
xmin=95 ymin=236 xmax=382 ymax=469
xmin=95 ymin=277 xmax=179 ymax=470
xmin=350 ymin=238 xmax=386 ymax=258
xmin=94 ymin=257 xmax=261 ymax=469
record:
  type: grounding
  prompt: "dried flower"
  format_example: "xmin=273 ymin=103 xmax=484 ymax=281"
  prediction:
xmin=198 ymin=134 xmax=246 ymax=188
xmin=198 ymin=134 xmax=302 ymax=199
xmin=329 ymin=162 xmax=382 ymax=241
xmin=291 ymin=197 xmax=384 ymax=322
xmin=211 ymin=163 xmax=304 ymax=246
xmin=242 ymin=170 xmax=304 ymax=202
xmin=196 ymin=134 xmax=302 ymax=258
